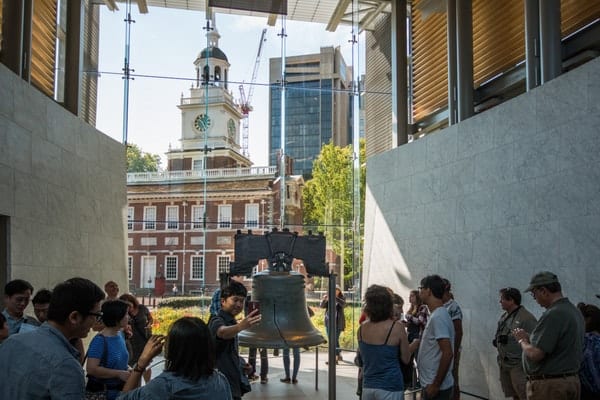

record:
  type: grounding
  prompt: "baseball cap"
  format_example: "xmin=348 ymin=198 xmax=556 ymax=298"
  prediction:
xmin=525 ymin=271 xmax=559 ymax=292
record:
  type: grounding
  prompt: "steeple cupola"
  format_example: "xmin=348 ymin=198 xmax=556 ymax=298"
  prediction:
xmin=194 ymin=26 xmax=229 ymax=89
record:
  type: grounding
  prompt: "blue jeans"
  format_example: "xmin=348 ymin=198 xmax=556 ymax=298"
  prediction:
xmin=326 ymin=327 xmax=342 ymax=355
xmin=283 ymin=347 xmax=300 ymax=379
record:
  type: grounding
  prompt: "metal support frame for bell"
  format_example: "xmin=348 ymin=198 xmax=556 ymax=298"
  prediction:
xmin=232 ymin=229 xmax=328 ymax=349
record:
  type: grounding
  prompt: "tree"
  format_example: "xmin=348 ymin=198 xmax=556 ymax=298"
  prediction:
xmin=303 ymin=139 xmax=365 ymax=288
xmin=126 ymin=143 xmax=161 ymax=172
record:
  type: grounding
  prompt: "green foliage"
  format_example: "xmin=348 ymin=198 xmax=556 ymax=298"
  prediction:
xmin=303 ymin=139 xmax=366 ymax=287
xmin=311 ymin=305 xmax=361 ymax=350
xmin=152 ymin=303 xmax=362 ymax=350
xmin=151 ymin=306 xmax=209 ymax=336
xmin=126 ymin=143 xmax=161 ymax=172
xmin=157 ymin=296 xmax=210 ymax=309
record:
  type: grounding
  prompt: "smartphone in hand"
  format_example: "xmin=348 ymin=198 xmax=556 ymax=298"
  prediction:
xmin=248 ymin=300 xmax=260 ymax=314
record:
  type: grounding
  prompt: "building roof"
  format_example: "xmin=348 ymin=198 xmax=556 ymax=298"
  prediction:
xmin=199 ymin=46 xmax=228 ymax=62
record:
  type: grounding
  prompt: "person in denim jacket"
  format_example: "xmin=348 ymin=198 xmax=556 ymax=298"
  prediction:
xmin=118 ymin=317 xmax=232 ymax=400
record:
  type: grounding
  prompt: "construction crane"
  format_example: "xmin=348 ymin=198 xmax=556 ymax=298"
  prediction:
xmin=239 ymin=28 xmax=267 ymax=158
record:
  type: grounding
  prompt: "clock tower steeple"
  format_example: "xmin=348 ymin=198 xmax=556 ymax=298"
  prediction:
xmin=172 ymin=17 xmax=250 ymax=170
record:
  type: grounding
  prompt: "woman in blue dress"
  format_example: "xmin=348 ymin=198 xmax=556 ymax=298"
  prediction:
xmin=358 ymin=285 xmax=412 ymax=400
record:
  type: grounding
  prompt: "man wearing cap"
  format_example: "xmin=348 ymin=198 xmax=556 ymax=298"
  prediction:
xmin=512 ymin=271 xmax=584 ymax=400
xmin=494 ymin=287 xmax=537 ymax=400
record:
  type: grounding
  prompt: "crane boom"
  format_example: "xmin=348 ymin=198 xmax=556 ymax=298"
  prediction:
xmin=247 ymin=28 xmax=267 ymax=106
xmin=239 ymin=28 xmax=267 ymax=157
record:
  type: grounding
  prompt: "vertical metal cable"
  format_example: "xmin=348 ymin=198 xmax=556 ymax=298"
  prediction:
xmin=202 ymin=15 xmax=213 ymax=298
xmin=122 ymin=0 xmax=133 ymax=145
xmin=278 ymin=17 xmax=287 ymax=229
xmin=351 ymin=0 xmax=362 ymax=342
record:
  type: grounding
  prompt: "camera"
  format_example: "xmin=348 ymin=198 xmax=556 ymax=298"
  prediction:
xmin=493 ymin=334 xmax=509 ymax=347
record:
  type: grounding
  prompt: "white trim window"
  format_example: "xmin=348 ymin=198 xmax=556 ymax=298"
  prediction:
xmin=165 ymin=256 xmax=178 ymax=280
xmin=127 ymin=256 xmax=133 ymax=280
xmin=217 ymin=256 xmax=230 ymax=277
xmin=192 ymin=158 xmax=203 ymax=171
xmin=191 ymin=205 xmax=205 ymax=230
xmin=218 ymin=205 xmax=232 ymax=229
xmin=166 ymin=205 xmax=179 ymax=230
xmin=245 ymin=203 xmax=259 ymax=228
xmin=143 ymin=206 xmax=156 ymax=230
xmin=191 ymin=256 xmax=204 ymax=280
xmin=127 ymin=207 xmax=134 ymax=231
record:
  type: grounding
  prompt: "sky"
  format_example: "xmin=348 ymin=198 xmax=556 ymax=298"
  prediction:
xmin=96 ymin=5 xmax=365 ymax=167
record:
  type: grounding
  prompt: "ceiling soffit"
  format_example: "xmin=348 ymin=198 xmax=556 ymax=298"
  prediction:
xmin=108 ymin=0 xmax=390 ymax=31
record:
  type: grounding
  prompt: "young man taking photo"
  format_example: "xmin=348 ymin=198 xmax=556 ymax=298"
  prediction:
xmin=208 ymin=281 xmax=261 ymax=400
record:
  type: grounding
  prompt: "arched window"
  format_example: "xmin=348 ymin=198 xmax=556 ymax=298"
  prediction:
xmin=202 ymin=65 xmax=209 ymax=84
xmin=214 ymin=66 xmax=221 ymax=85
xmin=224 ymin=69 xmax=228 ymax=90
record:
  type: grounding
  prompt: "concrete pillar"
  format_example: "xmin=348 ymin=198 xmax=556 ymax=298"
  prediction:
xmin=391 ymin=0 xmax=408 ymax=146
xmin=447 ymin=0 xmax=458 ymax=125
xmin=0 ymin=0 xmax=32 ymax=79
xmin=64 ymin=0 xmax=84 ymax=116
xmin=456 ymin=0 xmax=474 ymax=121
xmin=524 ymin=0 xmax=540 ymax=90
xmin=539 ymin=0 xmax=561 ymax=83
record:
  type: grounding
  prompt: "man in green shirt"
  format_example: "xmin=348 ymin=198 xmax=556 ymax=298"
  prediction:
xmin=494 ymin=287 xmax=537 ymax=399
xmin=513 ymin=271 xmax=584 ymax=400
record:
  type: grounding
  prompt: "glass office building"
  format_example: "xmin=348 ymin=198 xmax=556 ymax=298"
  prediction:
xmin=269 ymin=47 xmax=351 ymax=178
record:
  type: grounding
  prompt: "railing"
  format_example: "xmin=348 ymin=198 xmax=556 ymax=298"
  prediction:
xmin=180 ymin=87 xmax=236 ymax=106
xmin=127 ymin=166 xmax=277 ymax=184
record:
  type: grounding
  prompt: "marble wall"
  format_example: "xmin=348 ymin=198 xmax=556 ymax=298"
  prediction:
xmin=363 ymin=57 xmax=600 ymax=397
xmin=0 ymin=63 xmax=128 ymax=297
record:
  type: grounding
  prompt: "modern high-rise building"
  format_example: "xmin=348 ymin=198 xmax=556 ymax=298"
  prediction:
xmin=269 ymin=46 xmax=352 ymax=178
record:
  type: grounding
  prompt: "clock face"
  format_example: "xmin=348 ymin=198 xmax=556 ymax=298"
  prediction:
xmin=194 ymin=114 xmax=211 ymax=132
xmin=227 ymin=119 xmax=236 ymax=138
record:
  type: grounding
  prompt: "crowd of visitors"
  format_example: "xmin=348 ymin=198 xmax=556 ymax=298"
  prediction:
xmin=0 ymin=270 xmax=597 ymax=400
xmin=356 ymin=271 xmax=598 ymax=400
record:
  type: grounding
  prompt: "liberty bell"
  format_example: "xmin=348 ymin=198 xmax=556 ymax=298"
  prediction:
xmin=233 ymin=229 xmax=328 ymax=349
xmin=239 ymin=270 xmax=325 ymax=348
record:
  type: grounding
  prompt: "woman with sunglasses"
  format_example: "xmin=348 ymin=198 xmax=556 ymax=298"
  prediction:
xmin=86 ymin=300 xmax=131 ymax=400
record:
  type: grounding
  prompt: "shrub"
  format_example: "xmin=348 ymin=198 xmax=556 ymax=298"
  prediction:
xmin=157 ymin=296 xmax=211 ymax=309
xmin=311 ymin=305 xmax=360 ymax=351
xmin=151 ymin=306 xmax=209 ymax=335
xmin=152 ymin=302 xmax=361 ymax=350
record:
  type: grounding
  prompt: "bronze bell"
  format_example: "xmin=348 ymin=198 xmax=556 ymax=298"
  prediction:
xmin=239 ymin=270 xmax=326 ymax=349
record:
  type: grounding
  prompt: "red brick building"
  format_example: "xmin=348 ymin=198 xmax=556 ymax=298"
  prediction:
xmin=126 ymin=28 xmax=303 ymax=295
